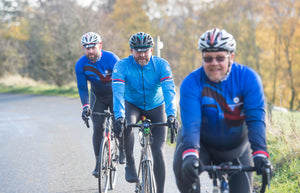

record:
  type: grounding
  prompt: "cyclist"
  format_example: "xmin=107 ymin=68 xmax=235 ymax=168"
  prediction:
xmin=75 ymin=32 xmax=125 ymax=178
xmin=112 ymin=32 xmax=179 ymax=193
xmin=173 ymin=28 xmax=272 ymax=193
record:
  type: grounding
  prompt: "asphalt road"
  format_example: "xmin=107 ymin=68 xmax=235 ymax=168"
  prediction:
xmin=0 ymin=93 xmax=210 ymax=193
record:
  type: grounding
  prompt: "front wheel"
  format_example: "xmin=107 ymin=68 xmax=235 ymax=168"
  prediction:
xmin=98 ymin=137 xmax=109 ymax=193
xmin=110 ymin=137 xmax=119 ymax=189
xmin=141 ymin=160 xmax=156 ymax=193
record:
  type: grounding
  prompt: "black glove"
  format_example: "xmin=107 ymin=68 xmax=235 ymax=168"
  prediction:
xmin=167 ymin=115 xmax=179 ymax=134
xmin=82 ymin=106 xmax=91 ymax=120
xmin=254 ymin=156 xmax=269 ymax=175
xmin=182 ymin=156 xmax=203 ymax=185
xmin=114 ymin=117 xmax=126 ymax=136
xmin=82 ymin=106 xmax=91 ymax=127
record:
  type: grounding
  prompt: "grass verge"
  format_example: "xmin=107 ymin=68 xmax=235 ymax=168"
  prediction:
xmin=265 ymin=111 xmax=300 ymax=192
xmin=0 ymin=75 xmax=78 ymax=98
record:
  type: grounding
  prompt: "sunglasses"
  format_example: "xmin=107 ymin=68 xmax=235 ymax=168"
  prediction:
xmin=203 ymin=54 xmax=230 ymax=63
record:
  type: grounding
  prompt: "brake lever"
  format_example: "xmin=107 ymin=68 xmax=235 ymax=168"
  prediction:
xmin=84 ymin=117 xmax=90 ymax=128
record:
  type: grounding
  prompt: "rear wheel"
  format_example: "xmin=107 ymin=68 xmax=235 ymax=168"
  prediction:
xmin=110 ymin=137 xmax=119 ymax=189
xmin=98 ymin=137 xmax=109 ymax=193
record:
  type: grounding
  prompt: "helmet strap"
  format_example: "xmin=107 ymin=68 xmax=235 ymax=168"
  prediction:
xmin=220 ymin=52 xmax=232 ymax=82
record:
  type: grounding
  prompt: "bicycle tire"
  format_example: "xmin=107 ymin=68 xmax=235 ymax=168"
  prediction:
xmin=109 ymin=136 xmax=119 ymax=189
xmin=98 ymin=137 xmax=109 ymax=193
xmin=142 ymin=160 xmax=156 ymax=193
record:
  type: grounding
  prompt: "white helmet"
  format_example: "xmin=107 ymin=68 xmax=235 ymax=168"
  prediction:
xmin=81 ymin=32 xmax=102 ymax=48
xmin=198 ymin=28 xmax=236 ymax=53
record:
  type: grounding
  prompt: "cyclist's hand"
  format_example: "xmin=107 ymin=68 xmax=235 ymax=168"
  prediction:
xmin=82 ymin=106 xmax=91 ymax=127
xmin=114 ymin=117 xmax=126 ymax=136
xmin=167 ymin=115 xmax=179 ymax=134
xmin=182 ymin=155 xmax=202 ymax=185
xmin=254 ymin=156 xmax=270 ymax=175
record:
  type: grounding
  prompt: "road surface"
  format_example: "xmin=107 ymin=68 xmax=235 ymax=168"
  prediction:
xmin=0 ymin=93 xmax=210 ymax=193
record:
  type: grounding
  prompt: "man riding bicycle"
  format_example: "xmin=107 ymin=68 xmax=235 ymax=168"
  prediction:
xmin=173 ymin=28 xmax=272 ymax=193
xmin=112 ymin=32 xmax=179 ymax=193
xmin=75 ymin=32 xmax=124 ymax=178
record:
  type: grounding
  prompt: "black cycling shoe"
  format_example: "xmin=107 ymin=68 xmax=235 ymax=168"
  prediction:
xmin=119 ymin=147 xmax=126 ymax=164
xmin=92 ymin=162 xmax=99 ymax=178
xmin=125 ymin=163 xmax=138 ymax=183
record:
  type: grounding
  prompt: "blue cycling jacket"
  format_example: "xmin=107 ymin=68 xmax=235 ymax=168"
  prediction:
xmin=112 ymin=55 xmax=177 ymax=119
xmin=75 ymin=51 xmax=119 ymax=106
xmin=180 ymin=62 xmax=268 ymax=155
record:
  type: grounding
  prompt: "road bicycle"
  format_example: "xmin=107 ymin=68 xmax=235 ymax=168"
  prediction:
xmin=191 ymin=160 xmax=272 ymax=193
xmin=93 ymin=110 xmax=119 ymax=193
xmin=126 ymin=116 xmax=174 ymax=193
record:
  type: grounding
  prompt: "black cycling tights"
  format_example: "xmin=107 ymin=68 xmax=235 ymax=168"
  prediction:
xmin=90 ymin=92 xmax=113 ymax=158
xmin=124 ymin=101 xmax=167 ymax=193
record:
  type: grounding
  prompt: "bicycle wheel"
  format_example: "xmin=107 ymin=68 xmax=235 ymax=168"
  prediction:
xmin=110 ymin=137 xmax=119 ymax=189
xmin=98 ymin=137 xmax=109 ymax=193
xmin=141 ymin=160 xmax=156 ymax=193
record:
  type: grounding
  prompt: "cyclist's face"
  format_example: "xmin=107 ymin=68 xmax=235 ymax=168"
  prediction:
xmin=83 ymin=43 xmax=102 ymax=62
xmin=202 ymin=51 xmax=234 ymax=82
xmin=132 ymin=48 xmax=153 ymax=66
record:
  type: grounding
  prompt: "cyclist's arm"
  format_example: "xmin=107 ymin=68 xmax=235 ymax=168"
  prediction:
xmin=180 ymin=71 xmax=202 ymax=158
xmin=159 ymin=58 xmax=177 ymax=117
xmin=243 ymin=68 xmax=269 ymax=158
xmin=75 ymin=57 xmax=90 ymax=106
xmin=112 ymin=60 xmax=126 ymax=119
xmin=104 ymin=50 xmax=120 ymax=71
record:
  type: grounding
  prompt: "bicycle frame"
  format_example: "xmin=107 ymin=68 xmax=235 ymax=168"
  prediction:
xmin=127 ymin=117 xmax=168 ymax=193
xmin=93 ymin=110 xmax=118 ymax=193
xmin=93 ymin=111 xmax=115 ymax=162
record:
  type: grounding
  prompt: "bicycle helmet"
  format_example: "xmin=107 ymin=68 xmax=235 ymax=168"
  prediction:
xmin=198 ymin=28 xmax=236 ymax=53
xmin=81 ymin=32 xmax=102 ymax=48
xmin=129 ymin=32 xmax=154 ymax=52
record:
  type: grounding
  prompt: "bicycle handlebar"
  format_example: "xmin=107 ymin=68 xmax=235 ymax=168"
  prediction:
xmin=92 ymin=111 xmax=114 ymax=118
xmin=127 ymin=121 xmax=176 ymax=143
xmin=127 ymin=122 xmax=168 ymax=129
xmin=203 ymin=165 xmax=256 ymax=172
xmin=192 ymin=161 xmax=271 ymax=193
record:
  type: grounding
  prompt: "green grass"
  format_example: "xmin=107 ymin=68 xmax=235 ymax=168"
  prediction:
xmin=264 ymin=111 xmax=300 ymax=192
xmin=0 ymin=82 xmax=78 ymax=98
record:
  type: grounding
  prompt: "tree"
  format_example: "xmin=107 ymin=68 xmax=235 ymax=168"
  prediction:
xmin=108 ymin=0 xmax=153 ymax=57
xmin=264 ymin=0 xmax=300 ymax=109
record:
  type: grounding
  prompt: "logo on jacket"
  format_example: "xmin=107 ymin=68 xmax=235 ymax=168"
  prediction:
xmin=233 ymin=97 xmax=240 ymax=104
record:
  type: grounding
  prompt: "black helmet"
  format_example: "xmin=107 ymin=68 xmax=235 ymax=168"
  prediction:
xmin=198 ymin=28 xmax=236 ymax=53
xmin=129 ymin=32 xmax=154 ymax=52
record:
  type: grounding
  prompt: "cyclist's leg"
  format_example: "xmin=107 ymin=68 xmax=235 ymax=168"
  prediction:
xmin=228 ymin=143 xmax=253 ymax=193
xmin=90 ymin=92 xmax=110 ymax=158
xmin=124 ymin=101 xmax=140 ymax=182
xmin=173 ymin=129 xmax=211 ymax=193
xmin=145 ymin=104 xmax=167 ymax=193
xmin=173 ymin=128 xmax=188 ymax=193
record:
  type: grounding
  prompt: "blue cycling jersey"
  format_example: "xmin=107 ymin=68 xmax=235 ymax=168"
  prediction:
xmin=112 ymin=55 xmax=177 ymax=119
xmin=75 ymin=50 xmax=119 ymax=106
xmin=180 ymin=62 xmax=268 ymax=154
